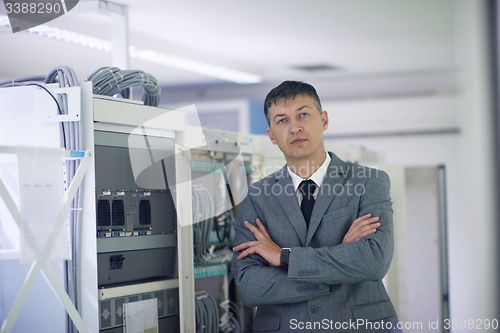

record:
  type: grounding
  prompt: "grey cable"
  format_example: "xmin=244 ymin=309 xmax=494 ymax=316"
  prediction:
xmin=45 ymin=65 xmax=81 ymax=333
xmin=0 ymin=75 xmax=46 ymax=87
xmin=219 ymin=299 xmax=242 ymax=333
xmin=192 ymin=185 xmax=215 ymax=265
xmin=196 ymin=291 xmax=243 ymax=333
xmin=195 ymin=291 xmax=220 ymax=333
xmin=192 ymin=184 xmax=235 ymax=266
xmin=86 ymin=66 xmax=161 ymax=106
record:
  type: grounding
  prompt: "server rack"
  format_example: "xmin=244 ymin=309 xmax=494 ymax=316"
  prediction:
xmin=91 ymin=96 xmax=192 ymax=333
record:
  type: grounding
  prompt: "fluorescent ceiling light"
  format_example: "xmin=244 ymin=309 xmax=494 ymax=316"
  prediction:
xmin=0 ymin=15 xmax=261 ymax=84
xmin=0 ymin=15 xmax=111 ymax=51
xmin=129 ymin=47 xmax=261 ymax=84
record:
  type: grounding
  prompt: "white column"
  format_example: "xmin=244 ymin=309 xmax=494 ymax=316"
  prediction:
xmin=451 ymin=0 xmax=498 ymax=328
xmin=111 ymin=8 xmax=129 ymax=70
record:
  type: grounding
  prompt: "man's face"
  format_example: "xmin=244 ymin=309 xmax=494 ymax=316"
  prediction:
xmin=266 ymin=94 xmax=328 ymax=164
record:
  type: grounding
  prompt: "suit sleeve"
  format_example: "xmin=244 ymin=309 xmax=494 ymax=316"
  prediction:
xmin=287 ymin=170 xmax=394 ymax=284
xmin=232 ymin=193 xmax=330 ymax=308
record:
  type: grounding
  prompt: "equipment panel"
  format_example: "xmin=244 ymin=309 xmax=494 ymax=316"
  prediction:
xmin=94 ymin=130 xmax=177 ymax=288
xmin=94 ymin=131 xmax=176 ymax=237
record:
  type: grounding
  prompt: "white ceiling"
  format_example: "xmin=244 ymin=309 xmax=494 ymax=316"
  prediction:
xmin=0 ymin=0 xmax=457 ymax=88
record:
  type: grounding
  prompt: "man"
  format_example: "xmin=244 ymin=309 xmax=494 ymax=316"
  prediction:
xmin=232 ymin=81 xmax=400 ymax=332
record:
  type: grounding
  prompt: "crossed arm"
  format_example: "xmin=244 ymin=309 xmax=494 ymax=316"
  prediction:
xmin=232 ymin=214 xmax=381 ymax=267
xmin=231 ymin=171 xmax=394 ymax=307
xmin=231 ymin=209 xmax=387 ymax=307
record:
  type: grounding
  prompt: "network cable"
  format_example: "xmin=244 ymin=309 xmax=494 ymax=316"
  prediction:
xmin=192 ymin=185 xmax=215 ymax=265
xmin=86 ymin=66 xmax=161 ymax=106
xmin=214 ymin=210 xmax=232 ymax=243
xmin=195 ymin=291 xmax=220 ymax=333
xmin=0 ymin=75 xmax=46 ymax=86
xmin=44 ymin=65 xmax=81 ymax=333
xmin=192 ymin=182 xmax=238 ymax=267
xmin=219 ymin=299 xmax=242 ymax=333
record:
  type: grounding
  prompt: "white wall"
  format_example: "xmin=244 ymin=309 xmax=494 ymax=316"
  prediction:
xmin=325 ymin=92 xmax=497 ymax=330
xmin=326 ymin=133 xmax=459 ymax=326
xmin=323 ymin=94 xmax=459 ymax=138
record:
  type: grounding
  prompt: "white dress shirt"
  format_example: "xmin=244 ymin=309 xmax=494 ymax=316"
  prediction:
xmin=287 ymin=152 xmax=331 ymax=205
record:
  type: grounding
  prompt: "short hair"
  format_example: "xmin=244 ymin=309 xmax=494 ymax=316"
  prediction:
xmin=264 ymin=81 xmax=323 ymax=125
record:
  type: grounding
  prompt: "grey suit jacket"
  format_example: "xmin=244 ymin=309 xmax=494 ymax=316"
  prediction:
xmin=232 ymin=152 xmax=400 ymax=332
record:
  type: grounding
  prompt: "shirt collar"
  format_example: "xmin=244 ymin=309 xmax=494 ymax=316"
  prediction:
xmin=287 ymin=152 xmax=331 ymax=192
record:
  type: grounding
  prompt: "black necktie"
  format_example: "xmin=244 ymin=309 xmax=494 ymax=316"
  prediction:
xmin=299 ymin=180 xmax=317 ymax=228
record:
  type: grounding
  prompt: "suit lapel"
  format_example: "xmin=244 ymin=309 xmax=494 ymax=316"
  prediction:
xmin=306 ymin=152 xmax=347 ymax=246
xmin=273 ymin=167 xmax=307 ymax=246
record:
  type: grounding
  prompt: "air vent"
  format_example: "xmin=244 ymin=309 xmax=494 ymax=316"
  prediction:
xmin=293 ymin=64 xmax=341 ymax=72
xmin=97 ymin=200 xmax=111 ymax=226
xmin=139 ymin=200 xmax=151 ymax=225
xmin=112 ymin=200 xmax=125 ymax=226
xmin=100 ymin=300 xmax=112 ymax=329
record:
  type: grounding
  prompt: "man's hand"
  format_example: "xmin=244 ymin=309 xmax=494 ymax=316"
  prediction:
xmin=342 ymin=214 xmax=381 ymax=243
xmin=233 ymin=219 xmax=282 ymax=266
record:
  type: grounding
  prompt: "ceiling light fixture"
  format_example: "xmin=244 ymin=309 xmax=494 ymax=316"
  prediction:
xmin=0 ymin=15 xmax=261 ymax=84
xmin=129 ymin=47 xmax=261 ymax=84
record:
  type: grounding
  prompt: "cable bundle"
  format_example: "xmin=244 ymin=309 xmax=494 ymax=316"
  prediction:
xmin=43 ymin=65 xmax=81 ymax=333
xmin=192 ymin=185 xmax=236 ymax=265
xmin=45 ymin=65 xmax=79 ymax=87
xmin=219 ymin=300 xmax=242 ymax=333
xmin=214 ymin=210 xmax=232 ymax=243
xmin=86 ymin=66 xmax=161 ymax=106
xmin=192 ymin=185 xmax=215 ymax=265
xmin=195 ymin=291 xmax=219 ymax=333
xmin=0 ymin=75 xmax=46 ymax=87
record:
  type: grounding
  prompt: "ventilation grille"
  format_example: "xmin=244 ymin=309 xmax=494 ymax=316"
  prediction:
xmin=292 ymin=64 xmax=341 ymax=72
xmin=97 ymin=200 xmax=111 ymax=226
xmin=139 ymin=200 xmax=151 ymax=225
xmin=112 ymin=200 xmax=125 ymax=226
xmin=100 ymin=300 xmax=111 ymax=328
xmin=98 ymin=289 xmax=179 ymax=330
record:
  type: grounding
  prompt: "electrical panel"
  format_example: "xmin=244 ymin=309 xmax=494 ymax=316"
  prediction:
xmin=94 ymin=130 xmax=177 ymax=286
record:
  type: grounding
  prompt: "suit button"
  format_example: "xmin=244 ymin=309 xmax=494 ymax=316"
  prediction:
xmin=315 ymin=269 xmax=320 ymax=275
xmin=298 ymin=271 xmax=304 ymax=276
xmin=313 ymin=284 xmax=319 ymax=289
xmin=297 ymin=287 xmax=303 ymax=292
xmin=307 ymin=285 xmax=313 ymax=290
xmin=310 ymin=305 xmax=318 ymax=313
xmin=304 ymin=270 xmax=309 ymax=276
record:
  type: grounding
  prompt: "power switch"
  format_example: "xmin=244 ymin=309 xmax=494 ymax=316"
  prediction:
xmin=109 ymin=255 xmax=124 ymax=270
